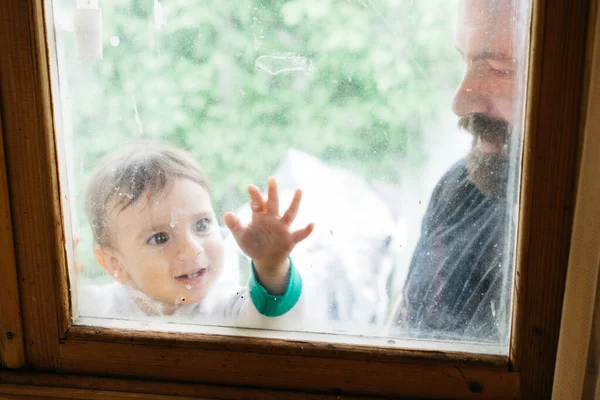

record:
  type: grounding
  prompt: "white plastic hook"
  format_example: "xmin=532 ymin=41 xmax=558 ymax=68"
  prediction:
xmin=74 ymin=0 xmax=102 ymax=60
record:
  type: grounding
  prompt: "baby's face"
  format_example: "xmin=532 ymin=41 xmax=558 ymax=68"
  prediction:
xmin=104 ymin=178 xmax=224 ymax=305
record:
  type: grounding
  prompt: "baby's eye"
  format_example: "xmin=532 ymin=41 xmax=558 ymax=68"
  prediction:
xmin=194 ymin=218 xmax=211 ymax=233
xmin=147 ymin=232 xmax=169 ymax=246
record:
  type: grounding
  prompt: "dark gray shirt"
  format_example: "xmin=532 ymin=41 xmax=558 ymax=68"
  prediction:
xmin=392 ymin=159 xmax=513 ymax=343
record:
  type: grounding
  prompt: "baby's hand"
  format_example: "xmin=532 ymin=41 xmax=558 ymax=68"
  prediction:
xmin=224 ymin=177 xmax=314 ymax=295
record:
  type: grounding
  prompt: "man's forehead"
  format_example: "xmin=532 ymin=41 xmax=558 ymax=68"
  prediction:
xmin=456 ymin=0 xmax=515 ymax=58
xmin=457 ymin=0 xmax=514 ymax=32
xmin=458 ymin=0 xmax=514 ymax=20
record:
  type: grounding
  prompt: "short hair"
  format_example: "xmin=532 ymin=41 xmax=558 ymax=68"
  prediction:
xmin=85 ymin=142 xmax=210 ymax=248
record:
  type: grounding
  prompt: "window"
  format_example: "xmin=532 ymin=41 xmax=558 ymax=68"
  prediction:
xmin=53 ymin=0 xmax=527 ymax=349
xmin=0 ymin=0 xmax=593 ymax=398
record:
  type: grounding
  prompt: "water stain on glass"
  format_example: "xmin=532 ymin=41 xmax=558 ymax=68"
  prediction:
xmin=255 ymin=53 xmax=316 ymax=76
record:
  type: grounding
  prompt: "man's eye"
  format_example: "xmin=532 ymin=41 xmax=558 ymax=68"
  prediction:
xmin=490 ymin=67 xmax=514 ymax=78
xmin=147 ymin=232 xmax=169 ymax=245
xmin=194 ymin=218 xmax=211 ymax=233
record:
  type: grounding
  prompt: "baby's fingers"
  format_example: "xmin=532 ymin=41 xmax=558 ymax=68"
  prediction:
xmin=282 ymin=189 xmax=302 ymax=225
xmin=292 ymin=223 xmax=314 ymax=244
xmin=266 ymin=177 xmax=279 ymax=215
xmin=248 ymin=184 xmax=266 ymax=213
xmin=224 ymin=212 xmax=244 ymax=237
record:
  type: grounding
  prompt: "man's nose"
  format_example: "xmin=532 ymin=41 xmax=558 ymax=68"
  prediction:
xmin=452 ymin=70 xmax=490 ymax=117
xmin=176 ymin=234 xmax=204 ymax=261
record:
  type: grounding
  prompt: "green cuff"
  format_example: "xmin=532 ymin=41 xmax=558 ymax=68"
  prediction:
xmin=249 ymin=257 xmax=302 ymax=317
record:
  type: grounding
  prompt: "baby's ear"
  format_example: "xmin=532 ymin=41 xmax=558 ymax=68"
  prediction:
xmin=94 ymin=245 xmax=128 ymax=284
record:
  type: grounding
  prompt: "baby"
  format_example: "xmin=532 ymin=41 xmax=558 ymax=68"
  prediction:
xmin=79 ymin=142 xmax=313 ymax=324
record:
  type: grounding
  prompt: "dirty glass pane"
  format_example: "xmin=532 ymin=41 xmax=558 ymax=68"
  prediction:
xmin=49 ymin=0 xmax=531 ymax=350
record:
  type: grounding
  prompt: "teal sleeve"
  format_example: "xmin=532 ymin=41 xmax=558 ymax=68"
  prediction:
xmin=248 ymin=257 xmax=302 ymax=317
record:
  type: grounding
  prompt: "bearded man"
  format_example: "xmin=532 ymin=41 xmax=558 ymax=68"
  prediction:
xmin=390 ymin=0 xmax=521 ymax=343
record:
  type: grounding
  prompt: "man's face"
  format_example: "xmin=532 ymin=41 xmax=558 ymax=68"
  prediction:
xmin=453 ymin=0 xmax=516 ymax=198
xmin=98 ymin=178 xmax=225 ymax=305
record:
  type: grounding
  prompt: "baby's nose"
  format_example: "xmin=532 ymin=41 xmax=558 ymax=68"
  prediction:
xmin=176 ymin=236 xmax=204 ymax=261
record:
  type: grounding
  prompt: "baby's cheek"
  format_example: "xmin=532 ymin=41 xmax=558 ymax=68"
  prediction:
xmin=141 ymin=262 xmax=170 ymax=287
xmin=209 ymin=242 xmax=225 ymax=275
xmin=209 ymin=233 xmax=225 ymax=257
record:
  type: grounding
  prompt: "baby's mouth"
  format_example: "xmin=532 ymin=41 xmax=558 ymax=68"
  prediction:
xmin=175 ymin=268 xmax=208 ymax=284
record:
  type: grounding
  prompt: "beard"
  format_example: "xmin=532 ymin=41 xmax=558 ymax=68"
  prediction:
xmin=458 ymin=114 xmax=511 ymax=199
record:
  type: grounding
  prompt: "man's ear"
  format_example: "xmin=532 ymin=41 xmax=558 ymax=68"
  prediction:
xmin=94 ymin=245 xmax=129 ymax=284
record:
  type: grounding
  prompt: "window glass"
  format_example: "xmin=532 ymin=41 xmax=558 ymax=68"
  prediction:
xmin=50 ymin=0 xmax=530 ymax=350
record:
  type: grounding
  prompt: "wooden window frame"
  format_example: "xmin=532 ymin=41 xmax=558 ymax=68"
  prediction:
xmin=0 ymin=0 xmax=595 ymax=398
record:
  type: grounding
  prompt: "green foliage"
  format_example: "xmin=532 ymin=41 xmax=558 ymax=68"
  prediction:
xmin=55 ymin=0 xmax=460 ymax=279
